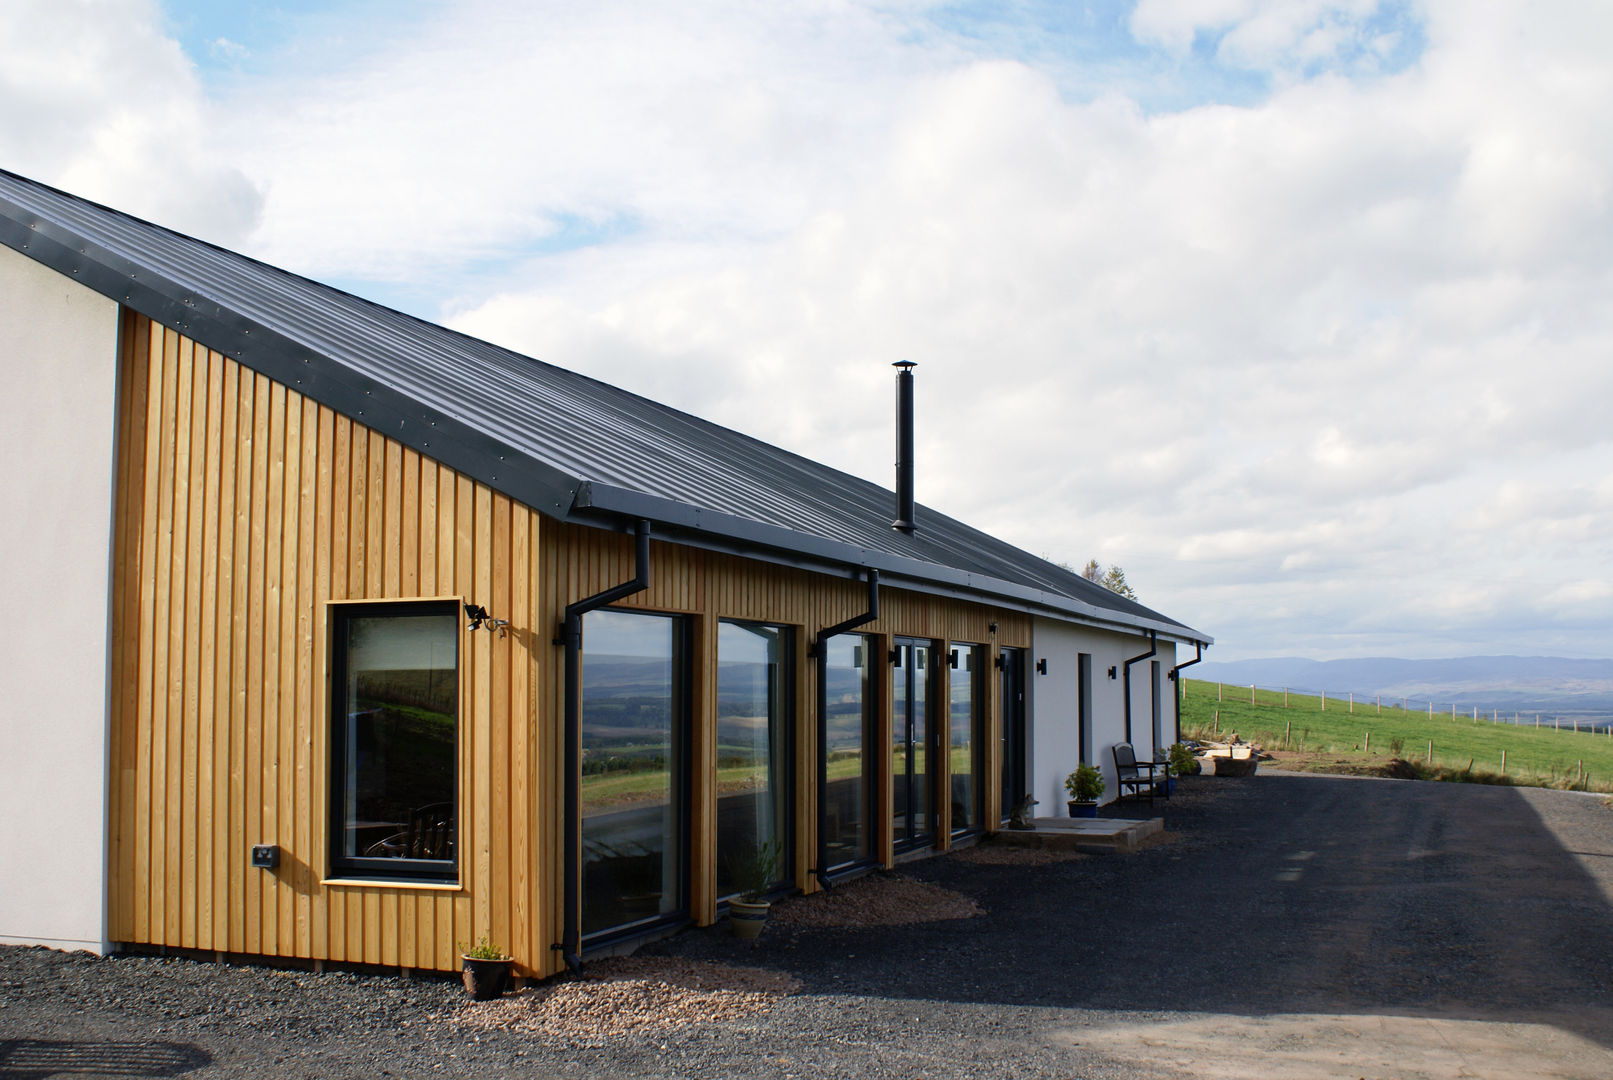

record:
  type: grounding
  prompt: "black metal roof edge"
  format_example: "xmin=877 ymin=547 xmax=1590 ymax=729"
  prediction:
xmin=0 ymin=173 xmax=1212 ymax=646
xmin=577 ymin=482 xmax=1212 ymax=644
xmin=0 ymin=195 xmax=584 ymax=521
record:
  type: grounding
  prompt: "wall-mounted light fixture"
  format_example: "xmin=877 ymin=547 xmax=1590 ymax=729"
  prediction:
xmin=1036 ymin=658 xmax=1048 ymax=675
xmin=465 ymin=601 xmax=510 ymax=638
xmin=947 ymin=649 xmax=959 ymax=669
xmin=250 ymin=844 xmax=279 ymax=869
xmin=988 ymin=621 xmax=998 ymax=636
xmin=889 ymin=647 xmax=902 ymax=666
xmin=1107 ymin=665 xmax=1118 ymax=680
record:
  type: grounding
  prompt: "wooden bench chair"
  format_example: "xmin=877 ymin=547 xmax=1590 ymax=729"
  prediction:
xmin=1112 ymin=742 xmax=1169 ymax=804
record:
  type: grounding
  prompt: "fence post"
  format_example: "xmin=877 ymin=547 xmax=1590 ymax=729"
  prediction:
xmin=1501 ymin=749 xmax=1506 ymax=773
xmin=1322 ymin=690 xmax=1326 ymax=712
xmin=1251 ymin=684 xmax=1255 ymax=706
xmin=1426 ymin=740 xmax=1432 ymax=763
xmin=1428 ymin=701 xmax=1433 ymax=719
xmin=1284 ymin=687 xmax=1289 ymax=708
xmin=1376 ymin=695 xmax=1380 ymax=715
xmin=1218 ymin=683 xmax=1223 ymax=702
xmin=1349 ymin=692 xmax=1354 ymax=714
xmin=1285 ymin=720 xmax=1291 ymax=746
xmin=1364 ymin=731 xmax=1370 ymax=754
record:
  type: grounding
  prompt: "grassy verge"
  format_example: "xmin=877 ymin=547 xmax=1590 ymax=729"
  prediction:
xmin=1181 ymin=678 xmax=1613 ymax=794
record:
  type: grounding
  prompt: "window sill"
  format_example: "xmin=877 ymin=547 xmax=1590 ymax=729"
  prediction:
xmin=321 ymin=877 xmax=464 ymax=892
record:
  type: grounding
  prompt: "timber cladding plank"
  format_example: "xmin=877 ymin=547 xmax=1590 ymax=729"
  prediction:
xmin=110 ymin=312 xmax=1037 ymax=976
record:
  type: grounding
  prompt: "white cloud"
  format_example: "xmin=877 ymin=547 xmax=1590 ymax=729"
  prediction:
xmin=5 ymin=0 xmax=1611 ymax=661
xmin=0 ymin=0 xmax=262 ymax=245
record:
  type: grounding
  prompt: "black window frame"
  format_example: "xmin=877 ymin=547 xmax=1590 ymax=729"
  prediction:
xmin=579 ymin=607 xmax=694 ymax=945
xmin=715 ymin=618 xmax=795 ymax=903
xmin=949 ymin=642 xmax=987 ymax=838
xmin=328 ymin=599 xmax=461 ymax=883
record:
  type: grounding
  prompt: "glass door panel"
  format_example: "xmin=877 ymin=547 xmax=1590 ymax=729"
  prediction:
xmin=893 ymin=639 xmax=934 ymax=851
xmin=822 ymin=634 xmax=873 ymax=870
xmin=950 ymin=644 xmax=983 ymax=835
xmin=580 ymin=609 xmax=686 ymax=938
xmin=715 ymin=620 xmax=790 ymax=898
xmin=999 ymin=647 xmax=1026 ymax=821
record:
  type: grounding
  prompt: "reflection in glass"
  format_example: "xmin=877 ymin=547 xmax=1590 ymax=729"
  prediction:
xmin=893 ymin=640 xmax=932 ymax=850
xmin=580 ymin=609 xmax=684 ymax=937
xmin=337 ymin=608 xmax=458 ymax=874
xmin=716 ymin=621 xmax=790 ymax=898
xmin=822 ymin=634 xmax=873 ymax=870
xmin=950 ymin=645 xmax=984 ymax=834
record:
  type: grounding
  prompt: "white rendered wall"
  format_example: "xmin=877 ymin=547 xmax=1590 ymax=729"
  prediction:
xmin=0 ymin=243 xmax=120 ymax=952
xmin=1029 ymin=618 xmax=1179 ymax=808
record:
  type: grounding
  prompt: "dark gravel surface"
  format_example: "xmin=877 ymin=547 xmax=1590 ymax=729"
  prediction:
xmin=4 ymin=772 xmax=1611 ymax=1078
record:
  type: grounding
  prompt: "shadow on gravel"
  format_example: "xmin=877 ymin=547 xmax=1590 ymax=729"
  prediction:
xmin=667 ymin=772 xmax=1613 ymax=1053
xmin=0 ymin=1039 xmax=210 ymax=1079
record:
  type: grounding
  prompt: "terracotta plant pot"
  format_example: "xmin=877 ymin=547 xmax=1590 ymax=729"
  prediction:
xmin=729 ymin=898 xmax=770 ymax=939
xmin=462 ymin=955 xmax=514 ymax=1000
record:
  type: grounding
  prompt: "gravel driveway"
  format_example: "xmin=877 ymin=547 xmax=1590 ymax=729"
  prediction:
xmin=5 ymin=771 xmax=1611 ymax=1079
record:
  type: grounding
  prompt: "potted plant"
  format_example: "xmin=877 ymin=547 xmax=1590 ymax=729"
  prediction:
xmin=1167 ymin=742 xmax=1200 ymax=788
xmin=725 ymin=837 xmax=781 ymax=940
xmin=461 ymin=933 xmax=514 ymax=1001
xmin=1065 ymin=763 xmax=1105 ymax=817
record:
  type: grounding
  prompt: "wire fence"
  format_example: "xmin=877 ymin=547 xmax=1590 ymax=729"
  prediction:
xmin=1178 ymin=678 xmax=1613 ymax=792
xmin=1186 ymin=680 xmax=1613 ymax=734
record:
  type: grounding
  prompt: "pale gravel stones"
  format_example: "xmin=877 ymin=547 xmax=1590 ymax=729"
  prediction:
xmin=452 ymin=958 xmax=800 ymax=1045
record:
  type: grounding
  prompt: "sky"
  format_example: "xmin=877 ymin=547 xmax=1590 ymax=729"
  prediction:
xmin=3 ymin=0 xmax=1609 ymax=662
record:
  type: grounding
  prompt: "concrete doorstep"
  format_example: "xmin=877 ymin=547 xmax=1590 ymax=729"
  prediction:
xmin=993 ymin=815 xmax=1164 ymax=854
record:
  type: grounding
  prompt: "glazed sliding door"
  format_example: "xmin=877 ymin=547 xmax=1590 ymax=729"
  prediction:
xmin=715 ymin=620 xmax=792 ymax=899
xmin=579 ymin=609 xmax=688 ymax=939
xmin=892 ymin=638 xmax=934 ymax=852
xmin=822 ymin=633 xmax=874 ymax=871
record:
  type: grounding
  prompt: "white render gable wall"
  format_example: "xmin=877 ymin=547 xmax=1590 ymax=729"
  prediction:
xmin=0 ymin=242 xmax=120 ymax=952
xmin=1029 ymin=617 xmax=1176 ymax=810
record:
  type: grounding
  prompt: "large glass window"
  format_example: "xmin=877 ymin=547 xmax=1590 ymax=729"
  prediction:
xmin=580 ymin=609 xmax=687 ymax=938
xmin=950 ymin=644 xmax=985 ymax=835
xmin=330 ymin=602 xmax=459 ymax=881
xmin=716 ymin=621 xmax=792 ymax=899
xmin=893 ymin=639 xmax=934 ymax=851
xmin=822 ymin=633 xmax=874 ymax=871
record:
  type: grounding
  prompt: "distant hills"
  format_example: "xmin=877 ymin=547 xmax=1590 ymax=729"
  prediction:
xmin=1192 ymin=656 xmax=1613 ymax=724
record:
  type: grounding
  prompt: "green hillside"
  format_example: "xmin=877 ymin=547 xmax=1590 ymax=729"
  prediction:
xmin=1180 ymin=678 xmax=1613 ymax=793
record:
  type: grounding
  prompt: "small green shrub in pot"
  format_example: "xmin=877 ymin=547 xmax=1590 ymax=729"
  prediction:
xmin=1065 ymin=762 xmax=1105 ymax=802
xmin=1168 ymin=742 xmax=1201 ymax=776
xmin=725 ymin=836 xmax=782 ymax=903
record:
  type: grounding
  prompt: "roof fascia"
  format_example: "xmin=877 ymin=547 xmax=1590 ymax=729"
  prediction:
xmin=573 ymin=482 xmax=1212 ymax=645
xmin=0 ymin=202 xmax=584 ymax=520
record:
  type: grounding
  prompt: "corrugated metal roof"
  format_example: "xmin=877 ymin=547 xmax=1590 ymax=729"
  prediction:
xmin=0 ymin=168 xmax=1208 ymax=643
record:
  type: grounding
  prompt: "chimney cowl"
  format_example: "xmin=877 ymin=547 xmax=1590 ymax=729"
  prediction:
xmin=891 ymin=361 xmax=916 ymax=533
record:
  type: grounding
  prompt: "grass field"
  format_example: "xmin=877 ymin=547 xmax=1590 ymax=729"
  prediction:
xmin=1180 ymin=678 xmax=1613 ymax=793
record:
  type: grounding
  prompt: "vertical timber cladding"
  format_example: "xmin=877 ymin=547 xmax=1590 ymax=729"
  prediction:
xmin=107 ymin=312 xmax=546 ymax=975
xmin=540 ymin=522 xmax=1031 ymax=958
xmin=108 ymin=311 xmax=1031 ymax=978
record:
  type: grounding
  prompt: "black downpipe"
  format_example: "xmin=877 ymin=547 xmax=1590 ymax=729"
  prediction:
xmin=891 ymin=362 xmax=916 ymax=533
xmin=1122 ymin=630 xmax=1157 ymax=745
xmin=557 ymin=519 xmax=652 ymax=973
xmin=810 ymin=569 xmax=879 ymax=886
xmin=1170 ymin=642 xmax=1205 ymax=744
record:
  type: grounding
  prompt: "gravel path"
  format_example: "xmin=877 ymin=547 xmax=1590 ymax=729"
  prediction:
xmin=4 ymin=773 xmax=1611 ymax=1079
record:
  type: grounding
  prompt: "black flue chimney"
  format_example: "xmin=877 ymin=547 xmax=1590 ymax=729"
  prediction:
xmin=891 ymin=361 xmax=916 ymax=533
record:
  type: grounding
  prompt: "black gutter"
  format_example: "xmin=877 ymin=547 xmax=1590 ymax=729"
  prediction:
xmin=574 ymin=483 xmax=1212 ymax=646
xmin=1122 ymin=630 xmax=1158 ymax=745
xmin=808 ymin=569 xmax=879 ymax=886
xmin=554 ymin=518 xmax=652 ymax=973
xmin=1169 ymin=641 xmax=1205 ymax=744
